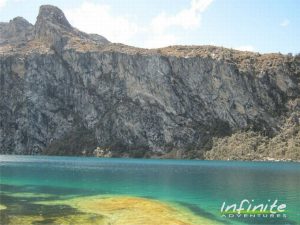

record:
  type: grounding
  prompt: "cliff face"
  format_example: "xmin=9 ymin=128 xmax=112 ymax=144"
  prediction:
xmin=1 ymin=5 xmax=299 ymax=159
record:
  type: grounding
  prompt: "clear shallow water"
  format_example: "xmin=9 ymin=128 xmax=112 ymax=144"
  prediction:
xmin=0 ymin=155 xmax=299 ymax=225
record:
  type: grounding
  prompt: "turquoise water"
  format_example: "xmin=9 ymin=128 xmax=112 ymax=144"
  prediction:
xmin=0 ymin=155 xmax=299 ymax=224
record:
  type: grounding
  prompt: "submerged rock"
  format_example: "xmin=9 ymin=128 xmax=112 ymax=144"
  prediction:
xmin=36 ymin=195 xmax=223 ymax=225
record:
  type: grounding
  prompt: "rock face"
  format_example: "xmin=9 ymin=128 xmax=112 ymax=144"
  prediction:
xmin=0 ymin=5 xmax=299 ymax=159
xmin=0 ymin=17 xmax=34 ymax=45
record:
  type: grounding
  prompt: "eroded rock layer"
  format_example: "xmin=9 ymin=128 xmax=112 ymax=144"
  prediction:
xmin=1 ymin=5 xmax=299 ymax=159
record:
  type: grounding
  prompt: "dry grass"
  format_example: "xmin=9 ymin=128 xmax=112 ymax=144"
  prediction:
xmin=2 ymin=37 xmax=297 ymax=70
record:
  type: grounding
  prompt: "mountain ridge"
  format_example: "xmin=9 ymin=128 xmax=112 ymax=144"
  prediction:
xmin=0 ymin=5 xmax=299 ymax=160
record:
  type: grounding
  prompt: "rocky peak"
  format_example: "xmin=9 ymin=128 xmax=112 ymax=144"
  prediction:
xmin=10 ymin=17 xmax=33 ymax=30
xmin=34 ymin=5 xmax=109 ymax=50
xmin=0 ymin=17 xmax=33 ymax=45
xmin=35 ymin=5 xmax=72 ymax=38
xmin=34 ymin=5 xmax=81 ymax=53
xmin=1 ymin=4 xmax=109 ymax=51
xmin=36 ymin=5 xmax=72 ymax=29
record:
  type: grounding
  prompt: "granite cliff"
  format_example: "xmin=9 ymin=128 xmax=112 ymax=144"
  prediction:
xmin=1 ymin=5 xmax=299 ymax=160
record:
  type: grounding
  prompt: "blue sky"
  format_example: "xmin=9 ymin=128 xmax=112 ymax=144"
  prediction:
xmin=0 ymin=0 xmax=299 ymax=53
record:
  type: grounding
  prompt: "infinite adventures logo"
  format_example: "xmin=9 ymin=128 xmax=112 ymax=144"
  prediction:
xmin=220 ymin=199 xmax=287 ymax=219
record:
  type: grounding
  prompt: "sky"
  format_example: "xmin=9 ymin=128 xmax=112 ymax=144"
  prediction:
xmin=0 ymin=0 xmax=299 ymax=54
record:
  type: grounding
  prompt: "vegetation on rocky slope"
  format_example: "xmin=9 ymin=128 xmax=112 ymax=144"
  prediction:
xmin=205 ymin=113 xmax=300 ymax=161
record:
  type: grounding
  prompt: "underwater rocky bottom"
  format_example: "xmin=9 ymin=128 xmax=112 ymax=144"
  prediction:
xmin=0 ymin=187 xmax=223 ymax=225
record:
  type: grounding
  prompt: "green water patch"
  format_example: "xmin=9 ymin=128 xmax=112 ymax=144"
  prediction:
xmin=0 ymin=194 xmax=78 ymax=224
xmin=0 ymin=192 xmax=106 ymax=225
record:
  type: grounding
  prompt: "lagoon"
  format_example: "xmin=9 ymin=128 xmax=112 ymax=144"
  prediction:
xmin=0 ymin=155 xmax=299 ymax=224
